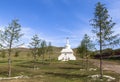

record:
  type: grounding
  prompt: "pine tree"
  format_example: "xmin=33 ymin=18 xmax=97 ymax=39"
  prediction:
xmin=0 ymin=19 xmax=23 ymax=77
xmin=40 ymin=40 xmax=47 ymax=62
xmin=90 ymin=2 xmax=120 ymax=78
xmin=29 ymin=34 xmax=41 ymax=69
xmin=77 ymin=34 xmax=94 ymax=69
xmin=47 ymin=42 xmax=53 ymax=61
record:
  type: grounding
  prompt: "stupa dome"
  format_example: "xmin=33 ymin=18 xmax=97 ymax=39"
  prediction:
xmin=58 ymin=37 xmax=76 ymax=61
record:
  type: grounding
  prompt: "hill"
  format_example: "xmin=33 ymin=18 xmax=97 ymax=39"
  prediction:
xmin=0 ymin=46 xmax=63 ymax=60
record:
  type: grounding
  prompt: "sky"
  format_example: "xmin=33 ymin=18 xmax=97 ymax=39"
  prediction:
xmin=0 ymin=0 xmax=120 ymax=48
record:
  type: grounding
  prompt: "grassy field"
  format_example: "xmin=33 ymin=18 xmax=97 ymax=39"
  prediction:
xmin=0 ymin=58 xmax=120 ymax=82
xmin=0 ymin=48 xmax=120 ymax=82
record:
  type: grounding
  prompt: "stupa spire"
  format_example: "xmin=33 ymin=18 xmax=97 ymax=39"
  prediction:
xmin=65 ymin=37 xmax=70 ymax=49
xmin=66 ymin=37 xmax=69 ymax=45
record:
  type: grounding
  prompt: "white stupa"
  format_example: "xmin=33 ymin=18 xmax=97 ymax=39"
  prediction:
xmin=58 ymin=37 xmax=76 ymax=61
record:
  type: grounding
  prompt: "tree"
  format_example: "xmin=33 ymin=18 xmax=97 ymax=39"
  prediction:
xmin=40 ymin=40 xmax=47 ymax=62
xmin=77 ymin=41 xmax=86 ymax=58
xmin=14 ymin=50 xmax=20 ymax=57
xmin=77 ymin=34 xmax=94 ymax=58
xmin=0 ymin=19 xmax=23 ymax=77
xmin=47 ymin=42 xmax=53 ymax=61
xmin=90 ymin=2 xmax=120 ymax=78
xmin=29 ymin=34 xmax=41 ymax=69
xmin=77 ymin=34 xmax=94 ymax=69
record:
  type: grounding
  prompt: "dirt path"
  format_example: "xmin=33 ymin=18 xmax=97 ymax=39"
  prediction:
xmin=89 ymin=59 xmax=120 ymax=74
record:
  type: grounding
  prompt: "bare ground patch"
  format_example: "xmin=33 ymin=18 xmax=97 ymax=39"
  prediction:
xmin=89 ymin=59 xmax=120 ymax=74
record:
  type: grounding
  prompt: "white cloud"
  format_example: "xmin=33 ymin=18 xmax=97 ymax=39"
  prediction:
xmin=21 ymin=27 xmax=34 ymax=40
xmin=21 ymin=27 xmax=65 ymax=47
xmin=0 ymin=26 xmax=5 ymax=30
xmin=21 ymin=27 xmax=44 ymax=47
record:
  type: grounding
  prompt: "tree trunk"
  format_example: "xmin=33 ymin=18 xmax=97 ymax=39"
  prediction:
xmin=100 ymin=25 xmax=103 ymax=79
xmin=33 ymin=54 xmax=37 ymax=70
xmin=86 ymin=55 xmax=89 ymax=70
xmin=85 ymin=45 xmax=88 ymax=70
xmin=8 ymin=49 xmax=11 ymax=77
xmin=82 ymin=55 xmax=84 ymax=69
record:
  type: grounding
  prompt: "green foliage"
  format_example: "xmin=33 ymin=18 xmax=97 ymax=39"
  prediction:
xmin=0 ymin=19 xmax=23 ymax=48
xmin=29 ymin=34 xmax=42 ymax=70
xmin=90 ymin=2 xmax=120 ymax=48
xmin=29 ymin=34 xmax=41 ymax=61
xmin=0 ymin=19 xmax=23 ymax=77
xmin=39 ymin=40 xmax=47 ymax=60
xmin=14 ymin=51 xmax=20 ymax=57
xmin=90 ymin=2 xmax=120 ymax=79
xmin=47 ymin=42 xmax=53 ymax=60
xmin=77 ymin=34 xmax=95 ymax=58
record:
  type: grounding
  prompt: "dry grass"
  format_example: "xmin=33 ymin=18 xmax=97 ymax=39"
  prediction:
xmin=0 ymin=48 xmax=119 ymax=82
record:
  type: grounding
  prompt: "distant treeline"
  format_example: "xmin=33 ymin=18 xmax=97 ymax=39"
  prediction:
xmin=94 ymin=48 xmax=120 ymax=59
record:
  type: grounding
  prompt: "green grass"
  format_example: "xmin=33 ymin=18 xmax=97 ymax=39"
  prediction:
xmin=0 ymin=58 xmax=119 ymax=82
xmin=0 ymin=48 xmax=119 ymax=82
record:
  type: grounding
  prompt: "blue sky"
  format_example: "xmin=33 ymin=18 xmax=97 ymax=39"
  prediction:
xmin=0 ymin=0 xmax=120 ymax=48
